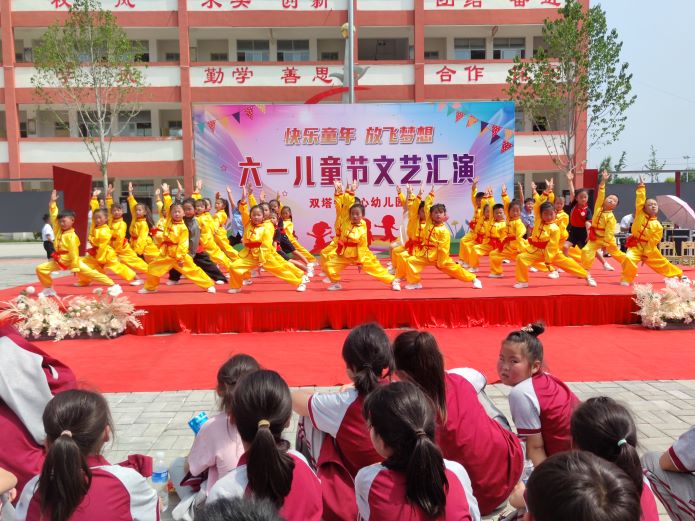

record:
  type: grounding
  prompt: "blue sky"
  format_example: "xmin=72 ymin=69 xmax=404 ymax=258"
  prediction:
xmin=588 ymin=0 xmax=695 ymax=172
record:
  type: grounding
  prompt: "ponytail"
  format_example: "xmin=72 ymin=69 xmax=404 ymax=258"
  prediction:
xmin=341 ymin=323 xmax=393 ymax=395
xmin=363 ymin=382 xmax=448 ymax=517
xmin=232 ymin=370 xmax=295 ymax=507
xmin=38 ymin=390 xmax=112 ymax=521
xmin=503 ymin=321 xmax=545 ymax=366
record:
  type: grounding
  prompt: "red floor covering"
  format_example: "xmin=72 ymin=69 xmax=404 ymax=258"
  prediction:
xmin=33 ymin=324 xmax=695 ymax=393
xmin=3 ymin=259 xmax=691 ymax=334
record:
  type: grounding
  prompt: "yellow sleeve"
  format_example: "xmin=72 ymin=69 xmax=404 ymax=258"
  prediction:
xmin=105 ymin=197 xmax=114 ymax=225
xmin=546 ymin=225 xmax=561 ymax=261
xmin=239 ymin=201 xmax=250 ymax=228
xmin=398 ymin=192 xmax=407 ymax=208
xmin=90 ymin=197 xmax=99 ymax=213
xmin=248 ymin=194 xmax=258 ymax=208
xmin=156 ymin=199 xmax=163 ymax=214
xmin=592 ymin=185 xmax=605 ymax=226
xmin=192 ymin=192 xmax=202 ymax=201
xmin=127 ymin=194 xmax=138 ymax=216
xmin=534 ymin=193 xmax=550 ymax=223
xmin=647 ymin=222 xmax=663 ymax=249
xmin=49 ymin=201 xmax=59 ymax=236
xmin=605 ymin=215 xmax=617 ymax=245
xmin=470 ymin=181 xmax=478 ymax=208
xmin=635 ymin=185 xmax=646 ymax=215
xmin=502 ymin=193 xmax=510 ymax=216
xmin=547 ymin=191 xmax=555 ymax=204
xmin=435 ymin=227 xmax=451 ymax=267
xmin=163 ymin=193 xmax=172 ymax=213
xmin=175 ymin=226 xmax=189 ymax=261
xmin=424 ymin=191 xmax=435 ymax=214
xmin=66 ymin=234 xmax=81 ymax=272
xmin=407 ymin=195 xmax=421 ymax=223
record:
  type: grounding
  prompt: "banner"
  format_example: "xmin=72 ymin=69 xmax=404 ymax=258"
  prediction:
xmin=193 ymin=102 xmax=514 ymax=252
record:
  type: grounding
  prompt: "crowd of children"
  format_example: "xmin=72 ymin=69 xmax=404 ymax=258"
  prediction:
xmin=2 ymin=322 xmax=694 ymax=521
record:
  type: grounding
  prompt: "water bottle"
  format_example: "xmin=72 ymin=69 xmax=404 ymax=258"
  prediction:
xmin=188 ymin=411 xmax=209 ymax=435
xmin=521 ymin=458 xmax=534 ymax=485
xmin=151 ymin=452 xmax=169 ymax=512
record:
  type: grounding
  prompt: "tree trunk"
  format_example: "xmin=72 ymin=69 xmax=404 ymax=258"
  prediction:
xmin=101 ymin=161 xmax=108 ymax=192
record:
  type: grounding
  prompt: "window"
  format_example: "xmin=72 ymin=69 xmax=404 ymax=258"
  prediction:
xmin=166 ymin=121 xmax=182 ymax=137
xmin=454 ymin=38 xmax=486 ymax=60
xmin=320 ymin=51 xmax=339 ymax=61
xmin=236 ymin=40 xmax=270 ymax=62
xmin=277 ymin=40 xmax=310 ymax=62
xmin=210 ymin=52 xmax=228 ymax=61
xmin=493 ymin=38 xmax=525 ymax=60
xmin=165 ymin=52 xmax=180 ymax=62
xmin=533 ymin=36 xmax=546 ymax=57
xmin=515 ymin=110 xmax=525 ymax=132
xmin=424 ymin=50 xmax=439 ymax=60
xmin=54 ymin=121 xmax=70 ymax=137
xmin=131 ymin=40 xmax=149 ymax=62
xmin=532 ymin=115 xmax=548 ymax=132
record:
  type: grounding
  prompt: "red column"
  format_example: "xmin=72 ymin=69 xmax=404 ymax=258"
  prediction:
xmin=413 ymin=0 xmax=425 ymax=102
xmin=1 ymin=4 xmax=22 ymax=191
xmin=178 ymin=0 xmax=195 ymax=194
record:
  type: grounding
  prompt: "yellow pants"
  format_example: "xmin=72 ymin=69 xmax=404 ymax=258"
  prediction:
xmin=581 ymin=240 xmax=626 ymax=270
xmin=228 ymin=253 xmax=303 ymax=289
xmin=77 ymin=255 xmax=136 ymax=285
xmin=145 ymin=255 xmax=214 ymax=291
xmin=134 ymin=242 xmax=161 ymax=264
xmin=202 ymin=239 xmax=233 ymax=271
xmin=214 ymin=230 xmax=239 ymax=261
xmin=489 ymin=246 xmax=518 ymax=275
xmin=325 ymin=254 xmax=395 ymax=285
xmin=469 ymin=243 xmax=496 ymax=268
xmin=458 ymin=233 xmax=477 ymax=264
xmin=115 ymin=246 xmax=149 ymax=274
xmin=567 ymin=245 xmax=582 ymax=263
xmin=516 ymin=250 xmax=588 ymax=283
xmin=36 ymin=259 xmax=115 ymax=288
xmin=392 ymin=248 xmax=412 ymax=280
xmin=621 ymin=246 xmax=682 ymax=283
xmin=405 ymin=255 xmax=476 ymax=284
xmin=319 ymin=241 xmax=338 ymax=271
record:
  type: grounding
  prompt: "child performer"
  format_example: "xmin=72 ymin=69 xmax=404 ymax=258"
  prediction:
xmin=581 ymin=170 xmax=626 ymax=274
xmin=564 ymin=171 xmax=595 ymax=261
xmin=323 ymin=203 xmax=401 ymax=291
xmin=392 ymin=186 xmax=434 ymax=280
xmin=468 ymin=186 xmax=509 ymax=272
xmin=194 ymin=198 xmax=235 ymax=274
xmin=319 ymin=180 xmax=356 ymax=274
xmin=35 ymin=191 xmax=118 ymax=298
xmin=271 ymin=211 xmax=311 ymax=275
xmin=280 ymin=205 xmax=317 ymax=267
xmin=459 ymin=178 xmax=488 ymax=266
xmin=515 ymin=180 xmax=597 ymax=289
xmin=126 ymin=182 xmax=159 ymax=263
xmin=497 ymin=323 xmax=580 ymax=466
xmin=213 ymin=191 xmax=239 ymax=262
xmin=356 ymin=382 xmax=481 ymax=521
xmin=488 ymin=200 xmax=527 ymax=278
xmin=139 ymin=200 xmax=216 ymax=294
xmin=403 ymin=203 xmax=482 ymax=290
xmin=620 ymin=176 xmax=685 ymax=286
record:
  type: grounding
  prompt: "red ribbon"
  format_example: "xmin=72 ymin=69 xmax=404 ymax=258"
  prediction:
xmin=528 ymin=238 xmax=549 ymax=249
xmin=244 ymin=241 xmax=262 ymax=249
xmin=86 ymin=247 xmax=97 ymax=256
xmin=50 ymin=251 xmax=68 ymax=270
xmin=336 ymin=240 xmax=358 ymax=255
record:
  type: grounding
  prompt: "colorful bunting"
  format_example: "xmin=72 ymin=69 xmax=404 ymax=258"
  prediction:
xmin=244 ymin=107 xmax=254 ymax=120
xmin=501 ymin=140 xmax=513 ymax=153
xmin=437 ymin=102 xmax=447 ymax=112
xmin=455 ymin=111 xmax=465 ymax=123
xmin=479 ymin=121 xmax=489 ymax=135
xmin=504 ymin=128 xmax=514 ymax=141
xmin=256 ymin=104 xmax=267 ymax=114
xmin=491 ymin=124 xmax=502 ymax=137
xmin=446 ymin=105 xmax=455 ymax=116
xmin=452 ymin=102 xmax=461 ymax=109
xmin=490 ymin=133 xmax=501 ymax=145
xmin=232 ymin=112 xmax=241 ymax=123
xmin=467 ymin=115 xmax=478 ymax=127
xmin=206 ymin=120 xmax=216 ymax=133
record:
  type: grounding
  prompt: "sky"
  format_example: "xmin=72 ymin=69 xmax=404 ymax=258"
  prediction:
xmin=587 ymin=0 xmax=695 ymax=172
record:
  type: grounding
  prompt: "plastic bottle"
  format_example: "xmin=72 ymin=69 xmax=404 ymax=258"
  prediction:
xmin=521 ymin=458 xmax=534 ymax=485
xmin=151 ymin=451 xmax=169 ymax=512
xmin=188 ymin=411 xmax=209 ymax=435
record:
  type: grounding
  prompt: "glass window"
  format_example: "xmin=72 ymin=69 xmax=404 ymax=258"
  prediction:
xmin=424 ymin=50 xmax=440 ymax=60
xmin=454 ymin=38 xmax=486 ymax=60
xmin=210 ymin=52 xmax=228 ymax=61
xmin=493 ymin=38 xmax=525 ymax=60
xmin=277 ymin=40 xmax=310 ymax=62
xmin=236 ymin=40 xmax=270 ymax=62
xmin=320 ymin=51 xmax=339 ymax=61
xmin=165 ymin=52 xmax=180 ymax=62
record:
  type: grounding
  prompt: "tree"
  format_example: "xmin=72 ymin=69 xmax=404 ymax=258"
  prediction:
xmin=506 ymin=0 xmax=636 ymax=175
xmin=643 ymin=145 xmax=666 ymax=183
xmin=32 ymin=0 xmax=147 ymax=189
xmin=599 ymin=151 xmax=627 ymax=182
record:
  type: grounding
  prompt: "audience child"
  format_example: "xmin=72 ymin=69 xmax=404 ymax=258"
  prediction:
xmin=642 ymin=424 xmax=695 ymax=521
xmin=571 ymin=397 xmax=659 ymax=521
xmin=197 ymin=497 xmax=282 ymax=521
xmin=497 ymin=322 xmax=580 ymax=465
xmin=356 ymin=382 xmax=480 ymax=521
xmin=0 ymin=467 xmax=17 ymax=520
xmin=525 ymin=451 xmax=641 ymax=521
xmin=393 ymin=330 xmax=523 ymax=515
xmin=207 ymin=371 xmax=322 ymax=521
xmin=127 ymin=183 xmax=160 ymax=263
xmin=41 ymin=213 xmax=55 ymax=259
xmin=15 ymin=389 xmax=158 ymax=521
xmin=292 ymin=323 xmax=392 ymax=521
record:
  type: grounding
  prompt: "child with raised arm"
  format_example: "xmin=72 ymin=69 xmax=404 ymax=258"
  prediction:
xmin=488 ymin=199 xmax=527 ymax=278
xmin=319 ymin=180 xmax=356 ymax=273
xmin=35 ymin=191 xmax=118 ymax=298
xmin=212 ymin=191 xmax=240 ymax=262
xmin=280 ymin=205 xmax=316 ymax=267
xmin=459 ymin=177 xmax=488 ymax=266
xmin=468 ymin=186 xmax=509 ymax=272
xmin=392 ymin=186 xmax=434 ymax=281
xmin=126 ymin=182 xmax=160 ymax=263
xmin=620 ymin=176 xmax=684 ymax=285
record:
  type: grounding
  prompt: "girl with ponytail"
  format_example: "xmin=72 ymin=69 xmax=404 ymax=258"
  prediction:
xmin=393 ymin=330 xmax=524 ymax=515
xmin=14 ymin=389 xmax=157 ymax=521
xmin=571 ymin=397 xmax=659 ymax=521
xmin=356 ymin=381 xmax=480 ymax=520
xmin=207 ymin=370 xmax=322 ymax=521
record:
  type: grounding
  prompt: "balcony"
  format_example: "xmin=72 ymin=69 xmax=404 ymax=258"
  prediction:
xmin=19 ymin=137 xmax=183 ymax=163
xmin=12 ymin=0 xmax=179 ymax=11
xmin=13 ymin=64 xmax=181 ymax=89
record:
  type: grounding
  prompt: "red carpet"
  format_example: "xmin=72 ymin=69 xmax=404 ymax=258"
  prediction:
xmin=2 ymin=259 xmax=691 ymax=334
xmin=34 ymin=325 xmax=695 ymax=392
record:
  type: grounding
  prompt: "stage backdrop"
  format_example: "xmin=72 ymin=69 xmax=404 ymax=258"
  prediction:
xmin=193 ymin=102 xmax=515 ymax=252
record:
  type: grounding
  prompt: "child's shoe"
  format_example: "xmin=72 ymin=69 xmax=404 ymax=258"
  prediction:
xmin=242 ymin=279 xmax=253 ymax=286
xmin=327 ymin=283 xmax=342 ymax=291
xmin=468 ymin=267 xmax=478 ymax=273
xmin=215 ymin=280 xmax=225 ymax=285
xmin=529 ymin=267 xmax=538 ymax=273
xmin=107 ymin=285 xmax=123 ymax=297
xmin=619 ymin=281 xmax=630 ymax=286
xmin=38 ymin=288 xmax=57 ymax=298
xmin=228 ymin=288 xmax=241 ymax=294
xmin=297 ymin=283 xmax=307 ymax=292
xmin=603 ymin=262 xmax=614 ymax=271
xmin=391 ymin=279 xmax=401 ymax=291
xmin=547 ymin=271 xmax=560 ymax=279
xmin=405 ymin=283 xmax=422 ymax=290
xmin=129 ymin=279 xmax=144 ymax=286
xmin=472 ymin=278 xmax=482 ymax=289
xmin=138 ymin=288 xmax=157 ymax=294
xmin=586 ymin=276 xmax=597 ymax=287
xmin=513 ymin=282 xmax=529 ymax=289
xmin=166 ymin=280 xmax=179 ymax=286
xmin=206 ymin=286 xmax=216 ymax=293
xmin=301 ymin=275 xmax=310 ymax=285
xmin=488 ymin=273 xmax=503 ymax=278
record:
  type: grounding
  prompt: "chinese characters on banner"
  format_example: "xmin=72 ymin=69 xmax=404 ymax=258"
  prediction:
xmin=196 ymin=0 xmax=330 ymax=9
xmin=428 ymin=0 xmax=562 ymax=8
xmin=200 ymin=65 xmax=338 ymax=86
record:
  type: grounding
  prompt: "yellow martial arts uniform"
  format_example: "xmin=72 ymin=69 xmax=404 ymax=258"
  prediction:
xmin=621 ymin=185 xmax=682 ymax=283
xmin=144 ymin=220 xmax=214 ymax=291
xmin=392 ymin=191 xmax=434 ymax=279
xmin=580 ymin=183 xmax=626 ymax=270
xmin=93 ymin=197 xmax=149 ymax=274
xmin=469 ymin=220 xmax=507 ymax=268
xmin=212 ymin=209 xmax=239 ymax=261
xmin=320 ymin=190 xmax=355 ymax=270
xmin=127 ymin=194 xmax=160 ymax=263
xmin=489 ymin=217 xmax=528 ymax=275
xmin=78 ymin=223 xmax=136 ymax=285
xmin=460 ymin=192 xmax=494 ymax=265
xmin=198 ymin=211 xmax=234 ymax=271
xmin=324 ymin=220 xmax=395 ymax=286
xmin=228 ymin=202 xmax=305 ymax=290
xmin=283 ymin=219 xmax=316 ymax=263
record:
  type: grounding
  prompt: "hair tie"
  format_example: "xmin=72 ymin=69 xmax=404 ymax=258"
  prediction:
xmin=521 ymin=324 xmax=534 ymax=334
xmin=617 ymin=438 xmax=627 ymax=447
xmin=414 ymin=429 xmax=427 ymax=439
xmin=362 ymin=362 xmax=372 ymax=371
xmin=257 ymin=419 xmax=271 ymax=429
xmin=60 ymin=430 xmax=73 ymax=438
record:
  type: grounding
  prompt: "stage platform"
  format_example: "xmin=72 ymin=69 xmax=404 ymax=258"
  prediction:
xmin=2 ymin=259 xmax=691 ymax=335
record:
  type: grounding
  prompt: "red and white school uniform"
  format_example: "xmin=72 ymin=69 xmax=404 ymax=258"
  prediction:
xmin=437 ymin=369 xmax=524 ymax=514
xmin=508 ymin=372 xmax=580 ymax=456
xmin=207 ymin=450 xmax=322 ymax=521
xmin=640 ymin=477 xmax=660 ymax=521
xmin=15 ymin=454 xmax=159 ymax=521
xmin=355 ymin=459 xmax=481 ymax=521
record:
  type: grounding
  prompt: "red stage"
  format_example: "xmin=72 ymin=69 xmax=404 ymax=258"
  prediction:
xmin=1 ymin=258 xmax=691 ymax=335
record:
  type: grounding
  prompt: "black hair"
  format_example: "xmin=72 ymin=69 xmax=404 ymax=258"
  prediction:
xmin=260 ymin=202 xmax=270 ymax=212
xmin=503 ymin=321 xmax=545 ymax=365
xmin=203 ymin=197 xmax=212 ymax=207
xmin=524 ymin=198 xmax=534 ymax=204
xmin=393 ymin=331 xmax=447 ymax=420
xmin=350 ymin=203 xmax=366 ymax=216
xmin=216 ymin=197 xmax=230 ymax=214
xmin=341 ymin=323 xmax=393 ymax=395
xmin=110 ymin=203 xmax=123 ymax=214
xmin=217 ymin=354 xmax=261 ymax=417
xmin=135 ymin=203 xmax=155 ymax=229
xmin=418 ymin=201 xmax=425 ymax=210
xmin=92 ymin=208 xmax=108 ymax=220
xmin=170 ymin=202 xmax=184 ymax=213
xmin=508 ymin=200 xmax=521 ymax=211
xmin=535 ymin=181 xmax=547 ymax=194
xmin=269 ymin=199 xmax=280 ymax=208
xmin=232 ymin=370 xmax=294 ymax=507
xmin=249 ymin=205 xmax=264 ymax=217
xmin=575 ymin=188 xmax=589 ymax=199
xmin=475 ymin=191 xmax=485 ymax=200
xmin=38 ymin=390 xmax=114 ymax=521
xmin=539 ymin=202 xmax=555 ymax=215
xmin=197 ymin=497 xmax=282 ymax=521
xmin=280 ymin=206 xmax=293 ymax=220
xmin=43 ymin=213 xmax=50 ymax=222
xmin=492 ymin=203 xmax=505 ymax=212
xmin=193 ymin=199 xmax=206 ymax=208
xmin=571 ymin=397 xmax=643 ymax=496
xmin=183 ymin=197 xmax=197 ymax=207
xmin=363 ymin=382 xmax=448 ymax=518
xmin=58 ymin=209 xmax=76 ymax=220
xmin=430 ymin=203 xmax=446 ymax=214
xmin=526 ymin=451 xmax=640 ymax=521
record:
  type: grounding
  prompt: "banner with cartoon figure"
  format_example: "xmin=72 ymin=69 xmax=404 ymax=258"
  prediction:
xmin=193 ymin=101 xmax=515 ymax=253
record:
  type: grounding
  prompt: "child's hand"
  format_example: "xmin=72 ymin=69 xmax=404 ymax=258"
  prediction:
xmin=637 ymin=175 xmax=645 ymax=188
xmin=531 ymin=181 xmax=537 ymax=192
xmin=473 ymin=176 xmax=480 ymax=185
xmin=161 ymin=183 xmax=169 ymax=194
xmin=92 ymin=189 xmax=101 ymax=198
xmin=177 ymin=260 xmax=185 ymax=268
xmin=50 ymin=189 xmax=58 ymax=203
xmin=215 ymin=191 xmax=221 ymax=200
xmin=566 ymin=171 xmax=574 ymax=181
xmin=417 ymin=186 xmax=424 ymax=197
xmin=177 ymin=180 xmax=184 ymax=193
xmin=241 ymin=185 xmax=247 ymax=202
xmin=196 ymin=179 xmax=203 ymax=192
xmin=601 ymin=169 xmax=610 ymax=183
xmin=276 ymin=191 xmax=281 ymax=201
xmin=501 ymin=183 xmax=507 ymax=195
xmin=396 ymin=184 xmax=401 ymax=194
xmin=246 ymin=182 xmax=254 ymax=195
xmin=128 ymin=182 xmax=133 ymax=194
xmin=259 ymin=190 xmax=266 ymax=202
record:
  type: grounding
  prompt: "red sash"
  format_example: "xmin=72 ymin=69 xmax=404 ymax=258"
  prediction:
xmin=50 ymin=251 xmax=69 ymax=270
xmin=405 ymin=239 xmax=420 ymax=255
xmin=588 ymin=226 xmax=605 ymax=242
xmin=244 ymin=241 xmax=262 ymax=249
xmin=489 ymin=238 xmax=503 ymax=251
xmin=149 ymin=227 xmax=159 ymax=236
xmin=625 ymin=235 xmax=646 ymax=248
xmin=86 ymin=247 xmax=97 ymax=257
xmin=336 ymin=240 xmax=358 ymax=255
xmin=528 ymin=238 xmax=549 ymax=249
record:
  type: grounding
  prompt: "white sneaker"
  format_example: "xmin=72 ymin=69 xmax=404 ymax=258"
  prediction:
xmin=228 ymin=288 xmax=241 ymax=294
xmin=307 ymin=262 xmax=316 ymax=269
xmin=603 ymin=262 xmax=615 ymax=271
xmin=387 ymin=267 xmax=395 ymax=275
xmin=514 ymin=282 xmax=529 ymax=289
xmin=297 ymin=283 xmax=307 ymax=292
xmin=458 ymin=261 xmax=470 ymax=268
xmin=215 ymin=280 xmax=225 ymax=285
xmin=468 ymin=267 xmax=478 ymax=273
xmin=252 ymin=270 xmax=259 ymax=278
xmin=488 ymin=273 xmax=503 ymax=278
xmin=107 ymin=285 xmax=123 ymax=297
xmin=619 ymin=281 xmax=630 ymax=286
xmin=472 ymin=278 xmax=483 ymax=289
xmin=38 ymin=288 xmax=57 ymax=298
xmin=206 ymin=286 xmax=216 ymax=293
xmin=322 ymin=277 xmax=332 ymax=284
xmin=301 ymin=275 xmax=310 ymax=285
xmin=557 ymin=268 xmax=565 ymax=273
xmin=129 ymin=279 xmax=144 ymax=286
xmin=327 ymin=283 xmax=342 ymax=291
xmin=529 ymin=267 xmax=539 ymax=273
xmin=548 ymin=271 xmax=560 ymax=279
xmin=586 ymin=276 xmax=597 ymax=287
xmin=166 ymin=280 xmax=180 ymax=286
xmin=405 ymin=283 xmax=422 ymax=290
xmin=391 ymin=280 xmax=401 ymax=291
xmin=502 ymin=259 xmax=511 ymax=264
xmin=138 ymin=288 xmax=157 ymax=294
xmin=307 ymin=267 xmax=315 ymax=278
xmin=242 ymin=279 xmax=253 ymax=286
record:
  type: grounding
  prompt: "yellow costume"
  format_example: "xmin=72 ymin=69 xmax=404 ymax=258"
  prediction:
xmin=36 ymin=201 xmax=115 ymax=289
xmin=319 ymin=190 xmax=356 ymax=270
xmin=191 ymin=193 xmax=234 ymax=271
xmin=460 ymin=188 xmax=494 ymax=265
xmin=621 ymin=186 xmax=682 ymax=283
xmin=580 ymin=183 xmax=626 ymax=270
xmin=468 ymin=193 xmax=509 ymax=268
xmin=324 ymin=220 xmax=396 ymax=286
xmin=127 ymin=194 xmax=160 ymax=263
xmin=212 ymin=209 xmax=240 ymax=261
xmin=93 ymin=197 xmax=149 ymax=274
xmin=78 ymin=223 xmax=137 ymax=285
xmin=392 ymin=191 xmax=434 ymax=279
xmin=144 ymin=219 xmax=214 ymax=291
xmin=489 ymin=217 xmax=528 ymax=276
xmin=283 ymin=219 xmax=316 ymax=263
